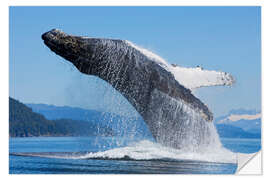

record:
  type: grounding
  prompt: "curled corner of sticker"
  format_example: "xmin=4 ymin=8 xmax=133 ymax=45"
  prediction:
xmin=236 ymin=151 xmax=262 ymax=175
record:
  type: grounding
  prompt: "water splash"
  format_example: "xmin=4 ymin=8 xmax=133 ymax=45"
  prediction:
xmin=55 ymin=34 xmax=235 ymax=162
xmin=11 ymin=140 xmax=236 ymax=164
xmin=81 ymin=140 xmax=236 ymax=163
xmin=82 ymin=60 xmax=235 ymax=163
xmin=65 ymin=78 xmax=236 ymax=163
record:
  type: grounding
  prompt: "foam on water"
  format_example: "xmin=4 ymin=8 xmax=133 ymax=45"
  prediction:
xmin=79 ymin=140 xmax=236 ymax=163
xmin=12 ymin=139 xmax=235 ymax=164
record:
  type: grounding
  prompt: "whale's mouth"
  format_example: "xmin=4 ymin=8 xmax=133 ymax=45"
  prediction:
xmin=42 ymin=28 xmax=62 ymax=42
xmin=42 ymin=34 xmax=62 ymax=56
xmin=42 ymin=29 xmax=64 ymax=52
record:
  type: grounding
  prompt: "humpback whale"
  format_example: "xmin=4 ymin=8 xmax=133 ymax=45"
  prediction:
xmin=42 ymin=29 xmax=234 ymax=149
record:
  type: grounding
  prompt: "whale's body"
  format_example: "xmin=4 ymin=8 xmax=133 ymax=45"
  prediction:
xmin=42 ymin=29 xmax=234 ymax=149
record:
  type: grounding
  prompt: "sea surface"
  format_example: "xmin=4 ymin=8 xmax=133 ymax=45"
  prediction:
xmin=9 ymin=136 xmax=261 ymax=174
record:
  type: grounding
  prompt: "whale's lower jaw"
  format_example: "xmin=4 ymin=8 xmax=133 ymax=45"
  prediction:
xmin=42 ymin=29 xmax=214 ymax=149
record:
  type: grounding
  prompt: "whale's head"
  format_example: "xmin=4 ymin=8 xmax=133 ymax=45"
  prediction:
xmin=42 ymin=29 xmax=110 ymax=75
xmin=42 ymin=29 xmax=87 ymax=63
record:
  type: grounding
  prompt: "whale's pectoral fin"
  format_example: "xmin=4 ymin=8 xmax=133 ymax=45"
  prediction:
xmin=170 ymin=65 xmax=235 ymax=90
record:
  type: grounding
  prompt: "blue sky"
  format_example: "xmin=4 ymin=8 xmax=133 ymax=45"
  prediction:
xmin=9 ymin=6 xmax=261 ymax=117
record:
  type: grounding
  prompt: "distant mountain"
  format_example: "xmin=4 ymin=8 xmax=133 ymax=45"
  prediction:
xmin=9 ymin=97 xmax=114 ymax=137
xmin=215 ymin=124 xmax=261 ymax=139
xmin=26 ymin=103 xmax=103 ymax=122
xmin=26 ymin=103 xmax=152 ymax=138
xmin=215 ymin=109 xmax=260 ymax=122
xmin=215 ymin=109 xmax=261 ymax=138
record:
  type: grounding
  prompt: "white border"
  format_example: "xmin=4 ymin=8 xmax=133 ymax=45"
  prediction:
xmin=2 ymin=0 xmax=269 ymax=179
xmin=7 ymin=0 xmax=264 ymax=6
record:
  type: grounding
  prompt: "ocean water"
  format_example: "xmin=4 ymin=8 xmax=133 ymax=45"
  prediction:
xmin=9 ymin=136 xmax=261 ymax=174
